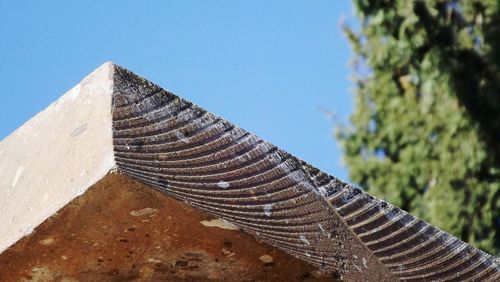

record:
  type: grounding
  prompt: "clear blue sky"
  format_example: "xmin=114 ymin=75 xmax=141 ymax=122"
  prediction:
xmin=0 ymin=1 xmax=356 ymax=181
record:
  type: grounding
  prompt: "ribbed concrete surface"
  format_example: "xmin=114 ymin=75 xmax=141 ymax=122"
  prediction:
xmin=111 ymin=65 xmax=500 ymax=281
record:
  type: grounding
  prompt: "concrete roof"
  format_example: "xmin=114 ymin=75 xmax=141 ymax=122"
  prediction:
xmin=1 ymin=62 xmax=498 ymax=281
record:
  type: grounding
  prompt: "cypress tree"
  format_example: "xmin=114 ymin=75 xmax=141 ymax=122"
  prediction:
xmin=338 ymin=0 xmax=500 ymax=254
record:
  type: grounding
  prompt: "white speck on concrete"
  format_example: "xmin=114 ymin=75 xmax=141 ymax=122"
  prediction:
xmin=67 ymin=84 xmax=81 ymax=101
xmin=200 ymin=218 xmax=239 ymax=230
xmin=288 ymin=170 xmax=304 ymax=183
xmin=24 ymin=224 xmax=34 ymax=236
xmin=41 ymin=193 xmax=49 ymax=205
xmin=259 ymin=255 xmax=273 ymax=263
xmin=147 ymin=257 xmax=162 ymax=263
xmin=318 ymin=223 xmax=331 ymax=238
xmin=353 ymin=261 xmax=363 ymax=272
xmin=77 ymin=187 xmax=85 ymax=196
xmin=130 ymin=207 xmax=159 ymax=217
xmin=316 ymin=186 xmax=328 ymax=197
xmin=217 ymin=181 xmax=230 ymax=189
xmin=263 ymin=204 xmax=273 ymax=217
xmin=12 ymin=166 xmax=24 ymax=187
xmin=175 ymin=131 xmax=189 ymax=143
xmin=38 ymin=237 xmax=56 ymax=246
xmin=300 ymin=235 xmax=310 ymax=246
xmin=70 ymin=123 xmax=87 ymax=137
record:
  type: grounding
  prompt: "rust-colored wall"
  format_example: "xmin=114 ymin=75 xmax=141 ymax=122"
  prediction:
xmin=0 ymin=174 xmax=338 ymax=281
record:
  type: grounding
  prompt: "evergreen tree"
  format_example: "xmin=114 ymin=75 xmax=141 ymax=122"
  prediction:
xmin=338 ymin=0 xmax=500 ymax=254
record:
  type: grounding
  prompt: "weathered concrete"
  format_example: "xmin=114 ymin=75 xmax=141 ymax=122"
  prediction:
xmin=1 ymin=62 xmax=499 ymax=281
xmin=0 ymin=62 xmax=115 ymax=253
xmin=0 ymin=173 xmax=336 ymax=281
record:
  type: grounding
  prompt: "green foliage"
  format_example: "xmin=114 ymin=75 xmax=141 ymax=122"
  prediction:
xmin=338 ymin=0 xmax=500 ymax=254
